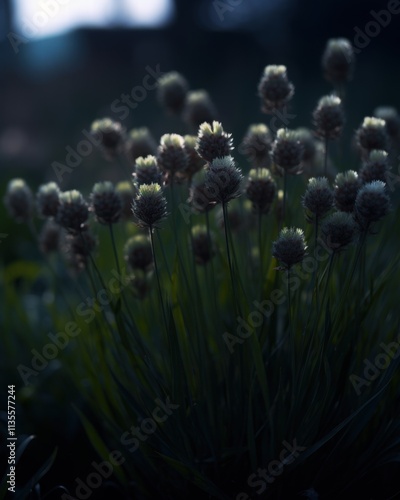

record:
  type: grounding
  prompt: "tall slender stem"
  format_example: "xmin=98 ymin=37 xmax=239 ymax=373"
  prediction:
xmin=149 ymin=226 xmax=168 ymax=335
xmin=222 ymin=202 xmax=239 ymax=314
xmin=109 ymin=224 xmax=121 ymax=276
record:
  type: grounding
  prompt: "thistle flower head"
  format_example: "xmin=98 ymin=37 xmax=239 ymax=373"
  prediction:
xmin=271 ymin=129 xmax=303 ymax=173
xmin=188 ymin=170 xmax=217 ymax=213
xmin=258 ymin=65 xmax=294 ymax=113
xmin=64 ymin=229 xmax=97 ymax=272
xmin=322 ymin=38 xmax=355 ymax=85
xmin=205 ymin=156 xmax=243 ymax=204
xmin=124 ymin=235 xmax=153 ymax=271
xmin=313 ymin=95 xmax=344 ymax=140
xmin=181 ymin=135 xmax=205 ymax=180
xmin=91 ymin=117 xmax=125 ymax=159
xmin=191 ymin=225 xmax=215 ymax=265
xmin=272 ymin=227 xmax=307 ymax=269
xmin=157 ymin=134 xmax=189 ymax=180
xmin=354 ymin=181 xmax=390 ymax=229
xmin=134 ymin=156 xmax=162 ymax=186
xmin=334 ymin=170 xmax=361 ymax=212
xmin=356 ymin=117 xmax=388 ymax=153
xmin=246 ymin=168 xmax=276 ymax=214
xmin=56 ymin=190 xmax=89 ymax=233
xmin=125 ymin=127 xmax=157 ymax=164
xmin=4 ymin=178 xmax=34 ymax=222
xmin=116 ymin=181 xmax=135 ymax=220
xmin=302 ymin=177 xmax=334 ymax=220
xmin=295 ymin=128 xmax=318 ymax=166
xmin=39 ymin=220 xmax=62 ymax=254
xmin=90 ymin=182 xmax=122 ymax=225
xmin=321 ymin=211 xmax=357 ymax=252
xmin=157 ymin=71 xmax=189 ymax=114
xmin=373 ymin=106 xmax=400 ymax=140
xmin=132 ymin=183 xmax=167 ymax=228
xmin=196 ymin=121 xmax=233 ymax=163
xmin=36 ymin=182 xmax=61 ymax=218
xmin=241 ymin=124 xmax=272 ymax=167
xmin=360 ymin=150 xmax=390 ymax=184
xmin=183 ymin=90 xmax=218 ymax=130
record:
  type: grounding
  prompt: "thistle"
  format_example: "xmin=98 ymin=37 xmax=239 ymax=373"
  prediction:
xmin=56 ymin=190 xmax=89 ymax=233
xmin=157 ymin=134 xmax=188 ymax=182
xmin=356 ymin=117 xmax=388 ymax=154
xmin=258 ymin=65 xmax=294 ymax=113
xmin=157 ymin=71 xmax=189 ymax=114
xmin=188 ymin=170 xmax=217 ymax=213
xmin=322 ymin=38 xmax=355 ymax=86
xmin=134 ymin=156 xmax=162 ymax=186
xmin=116 ymin=181 xmax=135 ymax=220
xmin=302 ymin=177 xmax=334 ymax=221
xmin=183 ymin=90 xmax=218 ymax=130
xmin=241 ymin=124 xmax=272 ymax=168
xmin=64 ymin=229 xmax=97 ymax=272
xmin=359 ymin=150 xmax=390 ymax=184
xmin=295 ymin=127 xmax=318 ymax=166
xmin=334 ymin=171 xmax=361 ymax=212
xmin=4 ymin=178 xmax=34 ymax=223
xmin=313 ymin=95 xmax=344 ymax=140
xmin=91 ymin=117 xmax=125 ymax=159
xmin=246 ymin=168 xmax=276 ymax=215
xmin=181 ymin=135 xmax=205 ymax=181
xmin=124 ymin=235 xmax=153 ymax=271
xmin=132 ymin=183 xmax=167 ymax=229
xmin=39 ymin=220 xmax=62 ymax=254
xmin=204 ymin=156 xmax=243 ymax=204
xmin=125 ymin=127 xmax=157 ymax=164
xmin=354 ymin=181 xmax=390 ymax=230
xmin=321 ymin=211 xmax=357 ymax=252
xmin=36 ymin=182 xmax=61 ymax=218
xmin=271 ymin=128 xmax=303 ymax=175
xmin=90 ymin=182 xmax=122 ymax=225
xmin=272 ymin=227 xmax=307 ymax=269
xmin=373 ymin=106 xmax=400 ymax=141
xmin=196 ymin=121 xmax=233 ymax=163
xmin=191 ymin=225 xmax=215 ymax=265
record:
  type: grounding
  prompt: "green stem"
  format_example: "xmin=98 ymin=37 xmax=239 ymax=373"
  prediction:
xmin=109 ymin=224 xmax=121 ymax=276
xmin=222 ymin=202 xmax=239 ymax=314
xmin=149 ymin=226 xmax=169 ymax=336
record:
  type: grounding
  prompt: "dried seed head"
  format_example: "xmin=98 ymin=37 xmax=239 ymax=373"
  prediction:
xmin=56 ymin=190 xmax=89 ymax=233
xmin=91 ymin=182 xmax=122 ymax=225
xmin=246 ymin=168 xmax=276 ymax=214
xmin=258 ymin=65 xmax=294 ymax=113
xmin=181 ymin=135 xmax=205 ymax=181
xmin=134 ymin=156 xmax=162 ymax=186
xmin=271 ymin=129 xmax=303 ymax=173
xmin=124 ymin=234 xmax=153 ymax=271
xmin=191 ymin=225 xmax=215 ymax=265
xmin=302 ymin=177 xmax=334 ymax=220
xmin=313 ymin=95 xmax=344 ymax=140
xmin=354 ymin=181 xmax=390 ymax=229
xmin=356 ymin=117 xmax=388 ymax=153
xmin=241 ymin=124 xmax=272 ymax=168
xmin=295 ymin=127 xmax=318 ymax=164
xmin=157 ymin=134 xmax=189 ymax=181
xmin=125 ymin=127 xmax=157 ymax=164
xmin=116 ymin=181 xmax=135 ymax=220
xmin=188 ymin=170 xmax=217 ymax=213
xmin=205 ymin=156 xmax=243 ymax=204
xmin=183 ymin=90 xmax=218 ymax=130
xmin=196 ymin=121 xmax=233 ymax=163
xmin=157 ymin=71 xmax=189 ymax=114
xmin=91 ymin=117 xmax=125 ymax=159
xmin=373 ymin=106 xmax=400 ymax=140
xmin=321 ymin=211 xmax=357 ymax=251
xmin=36 ymin=182 xmax=61 ymax=218
xmin=65 ymin=229 xmax=97 ymax=272
xmin=322 ymin=38 xmax=355 ymax=85
xmin=132 ymin=183 xmax=167 ymax=228
xmin=360 ymin=150 xmax=390 ymax=184
xmin=272 ymin=227 xmax=307 ymax=269
xmin=4 ymin=178 xmax=34 ymax=222
xmin=39 ymin=220 xmax=62 ymax=254
xmin=334 ymin=170 xmax=361 ymax=212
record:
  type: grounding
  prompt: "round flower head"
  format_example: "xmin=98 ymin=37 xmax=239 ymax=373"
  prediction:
xmin=157 ymin=134 xmax=188 ymax=181
xmin=302 ymin=177 xmax=334 ymax=221
xmin=313 ymin=95 xmax=344 ymax=140
xmin=39 ymin=220 xmax=61 ymax=254
xmin=157 ymin=71 xmax=189 ymax=114
xmin=205 ymin=156 xmax=243 ymax=204
xmin=189 ymin=170 xmax=217 ymax=213
xmin=125 ymin=127 xmax=157 ymax=164
xmin=116 ymin=181 xmax=135 ymax=220
xmin=271 ymin=129 xmax=303 ymax=174
xmin=241 ymin=124 xmax=272 ymax=168
xmin=64 ymin=229 xmax=97 ymax=272
xmin=183 ymin=90 xmax=218 ymax=130
xmin=334 ymin=170 xmax=361 ymax=212
xmin=91 ymin=181 xmax=122 ymax=225
xmin=373 ymin=106 xmax=400 ymax=140
xmin=295 ymin=127 xmax=318 ymax=166
xmin=182 ymin=135 xmax=205 ymax=181
xmin=321 ymin=211 xmax=356 ymax=252
xmin=36 ymin=182 xmax=60 ymax=218
xmin=91 ymin=117 xmax=125 ymax=159
xmin=196 ymin=121 xmax=233 ymax=163
xmin=4 ymin=178 xmax=33 ymax=222
xmin=354 ymin=181 xmax=390 ymax=229
xmin=322 ymin=38 xmax=355 ymax=85
xmin=246 ymin=168 xmax=276 ymax=214
xmin=360 ymin=150 xmax=390 ymax=184
xmin=258 ymin=65 xmax=294 ymax=113
xmin=272 ymin=227 xmax=307 ymax=269
xmin=132 ymin=183 xmax=167 ymax=228
xmin=56 ymin=190 xmax=89 ymax=233
xmin=124 ymin=235 xmax=153 ymax=271
xmin=133 ymin=156 xmax=162 ymax=186
xmin=356 ymin=117 xmax=388 ymax=154
xmin=191 ymin=225 xmax=215 ymax=265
